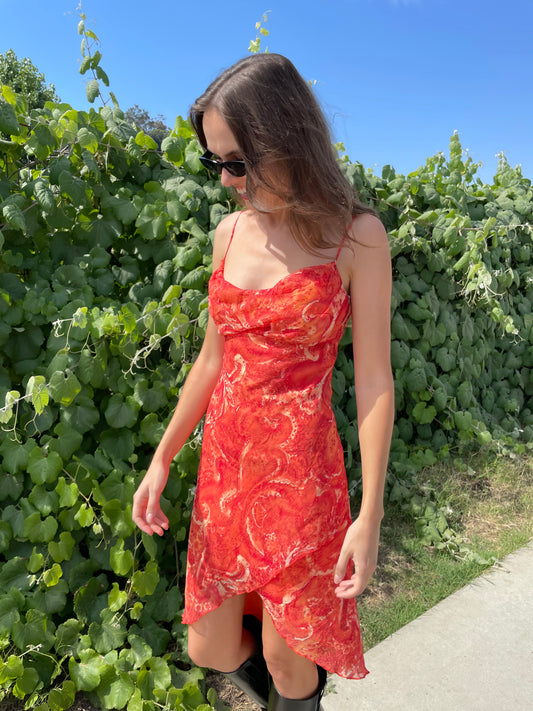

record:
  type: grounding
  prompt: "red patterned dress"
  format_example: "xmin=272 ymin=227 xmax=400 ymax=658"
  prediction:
xmin=182 ymin=215 xmax=368 ymax=679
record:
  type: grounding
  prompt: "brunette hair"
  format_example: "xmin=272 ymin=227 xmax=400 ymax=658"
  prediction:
xmin=189 ymin=53 xmax=375 ymax=252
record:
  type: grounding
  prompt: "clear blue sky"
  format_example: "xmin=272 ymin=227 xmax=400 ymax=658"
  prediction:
xmin=2 ymin=0 xmax=532 ymax=183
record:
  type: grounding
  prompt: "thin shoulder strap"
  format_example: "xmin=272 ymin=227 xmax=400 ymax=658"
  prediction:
xmin=223 ymin=211 xmax=243 ymax=260
xmin=335 ymin=215 xmax=357 ymax=261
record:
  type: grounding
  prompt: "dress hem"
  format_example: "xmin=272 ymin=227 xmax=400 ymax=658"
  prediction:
xmin=181 ymin=587 xmax=369 ymax=681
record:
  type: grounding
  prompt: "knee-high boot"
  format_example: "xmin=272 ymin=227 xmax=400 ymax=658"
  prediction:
xmin=224 ymin=615 xmax=270 ymax=710
xmin=267 ymin=665 xmax=327 ymax=711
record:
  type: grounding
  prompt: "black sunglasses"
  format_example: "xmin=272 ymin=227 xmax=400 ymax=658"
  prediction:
xmin=199 ymin=150 xmax=247 ymax=178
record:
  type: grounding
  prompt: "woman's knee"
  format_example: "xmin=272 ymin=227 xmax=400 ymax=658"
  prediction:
xmin=188 ymin=629 xmax=240 ymax=671
xmin=262 ymin=618 xmax=318 ymax=696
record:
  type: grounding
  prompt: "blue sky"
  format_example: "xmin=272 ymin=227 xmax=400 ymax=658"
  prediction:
xmin=1 ymin=0 xmax=532 ymax=183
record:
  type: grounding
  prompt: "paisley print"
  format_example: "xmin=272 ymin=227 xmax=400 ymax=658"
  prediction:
xmin=182 ymin=219 xmax=368 ymax=679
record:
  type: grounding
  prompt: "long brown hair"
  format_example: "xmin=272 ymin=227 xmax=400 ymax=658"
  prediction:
xmin=189 ymin=54 xmax=375 ymax=252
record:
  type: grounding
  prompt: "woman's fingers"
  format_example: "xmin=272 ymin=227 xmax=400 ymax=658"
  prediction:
xmin=145 ymin=509 xmax=169 ymax=536
xmin=132 ymin=487 xmax=168 ymax=536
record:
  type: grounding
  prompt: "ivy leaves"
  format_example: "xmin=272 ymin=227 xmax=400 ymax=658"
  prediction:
xmin=0 ymin=82 xmax=228 ymax=710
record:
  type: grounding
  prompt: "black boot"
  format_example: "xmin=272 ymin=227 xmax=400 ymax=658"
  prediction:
xmin=268 ymin=666 xmax=327 ymax=711
xmin=224 ymin=615 xmax=270 ymax=710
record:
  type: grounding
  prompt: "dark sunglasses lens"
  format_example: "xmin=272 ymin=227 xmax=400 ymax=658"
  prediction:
xmin=200 ymin=153 xmax=246 ymax=178
xmin=200 ymin=156 xmax=222 ymax=175
xmin=226 ymin=162 xmax=246 ymax=178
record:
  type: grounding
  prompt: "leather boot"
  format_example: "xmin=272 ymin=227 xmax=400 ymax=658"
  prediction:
xmin=224 ymin=615 xmax=270 ymax=710
xmin=267 ymin=665 xmax=327 ymax=711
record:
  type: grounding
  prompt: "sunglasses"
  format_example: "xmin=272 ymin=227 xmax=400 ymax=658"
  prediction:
xmin=199 ymin=150 xmax=247 ymax=178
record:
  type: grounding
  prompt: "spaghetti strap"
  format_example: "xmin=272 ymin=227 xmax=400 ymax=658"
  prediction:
xmin=335 ymin=215 xmax=357 ymax=261
xmin=223 ymin=212 xmax=243 ymax=260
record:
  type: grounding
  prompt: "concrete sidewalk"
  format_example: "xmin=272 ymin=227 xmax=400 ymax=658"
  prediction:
xmin=323 ymin=541 xmax=533 ymax=711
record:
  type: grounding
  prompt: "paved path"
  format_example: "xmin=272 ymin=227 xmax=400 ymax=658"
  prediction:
xmin=323 ymin=541 xmax=533 ymax=711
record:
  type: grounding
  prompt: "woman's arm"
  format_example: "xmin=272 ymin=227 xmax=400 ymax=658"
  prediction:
xmin=132 ymin=214 xmax=237 ymax=536
xmin=334 ymin=214 xmax=395 ymax=597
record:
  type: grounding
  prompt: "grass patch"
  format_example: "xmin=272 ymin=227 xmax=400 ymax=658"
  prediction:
xmin=357 ymin=451 xmax=533 ymax=651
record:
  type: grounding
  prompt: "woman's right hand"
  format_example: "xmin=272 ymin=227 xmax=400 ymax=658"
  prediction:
xmin=132 ymin=460 xmax=170 ymax=536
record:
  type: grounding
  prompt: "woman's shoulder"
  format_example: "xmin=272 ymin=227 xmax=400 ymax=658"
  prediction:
xmin=215 ymin=211 xmax=243 ymax=239
xmin=336 ymin=213 xmax=390 ymax=286
xmin=348 ymin=212 xmax=388 ymax=249
xmin=212 ymin=211 xmax=245 ymax=266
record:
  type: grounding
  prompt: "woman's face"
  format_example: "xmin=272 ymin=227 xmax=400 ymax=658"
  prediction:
xmin=202 ymin=108 xmax=248 ymax=201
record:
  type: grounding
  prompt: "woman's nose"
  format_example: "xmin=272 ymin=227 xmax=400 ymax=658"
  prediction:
xmin=220 ymin=168 xmax=237 ymax=188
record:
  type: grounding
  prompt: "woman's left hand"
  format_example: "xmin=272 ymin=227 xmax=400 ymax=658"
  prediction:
xmin=333 ymin=516 xmax=381 ymax=598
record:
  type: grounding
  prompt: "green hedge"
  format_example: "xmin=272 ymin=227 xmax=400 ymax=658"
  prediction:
xmin=0 ymin=85 xmax=531 ymax=710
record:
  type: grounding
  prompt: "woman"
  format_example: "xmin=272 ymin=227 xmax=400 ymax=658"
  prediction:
xmin=133 ymin=53 xmax=394 ymax=711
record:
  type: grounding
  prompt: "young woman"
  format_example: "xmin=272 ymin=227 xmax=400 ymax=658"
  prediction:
xmin=132 ymin=54 xmax=394 ymax=711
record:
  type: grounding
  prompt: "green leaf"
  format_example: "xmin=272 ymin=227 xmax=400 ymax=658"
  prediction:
xmin=79 ymin=54 xmax=91 ymax=74
xmin=137 ymin=657 xmax=171 ymax=699
xmin=58 ymin=170 xmax=87 ymax=206
xmin=49 ymin=370 xmax=82 ymax=406
xmin=48 ymin=531 xmax=76 ymax=563
xmin=32 ymin=578 xmax=68 ymax=615
xmin=48 ymin=680 xmax=76 ymax=711
xmin=0 ymin=594 xmax=22 ymax=634
xmin=89 ymin=609 xmax=127 ymax=654
xmin=91 ymin=50 xmax=103 ymax=68
xmin=454 ymin=410 xmax=473 ymax=432
xmin=161 ymin=135 xmax=185 ymax=164
xmin=77 ymin=348 xmax=106 ymax=387
xmin=26 ymin=375 xmax=50 ymax=414
xmin=28 ymin=485 xmax=59 ymax=516
xmin=77 ymin=127 xmax=99 ymax=154
xmin=142 ymin=531 xmax=158 ymax=559
xmin=27 ymin=448 xmax=63 ymax=485
xmin=51 ymin=422 xmax=84 ymax=460
xmin=23 ymin=512 xmax=59 ymax=543
xmin=95 ymin=66 xmax=110 ymax=87
xmin=12 ymin=608 xmax=56 ymax=652
xmin=131 ymin=560 xmax=159 ymax=597
xmin=98 ymin=669 xmax=134 ymax=710
xmin=135 ymin=204 xmax=168 ymax=240
xmin=100 ymin=429 xmax=135 ymax=462
xmin=0 ymin=436 xmax=37 ymax=474
xmin=34 ymin=179 xmax=56 ymax=212
xmin=43 ymin=563 xmax=63 ymax=587
xmin=412 ymin=402 xmax=437 ymax=425
xmin=2 ymin=203 xmax=26 ymax=232
xmin=73 ymin=577 xmax=107 ymax=624
xmin=69 ymin=650 xmax=102 ymax=691
xmin=0 ymin=520 xmax=13 ymax=553
xmin=104 ymin=394 xmax=139 ymax=429
xmin=102 ymin=500 xmax=136 ymax=538
xmin=86 ymin=79 xmax=100 ymax=103
xmin=0 ymin=558 xmax=32 ymax=594
xmin=27 ymin=549 xmax=45 ymax=573
xmin=109 ymin=539 xmax=134 ymax=576
xmin=55 ymin=477 xmax=79 ymax=507
xmin=125 ymin=634 xmax=152 ymax=668
xmin=108 ymin=583 xmax=128 ymax=612
xmin=13 ymin=666 xmax=40 ymax=698
xmin=74 ymin=503 xmax=95 ymax=528
xmin=54 ymin=618 xmax=83 ymax=655
xmin=0 ymin=654 xmax=24 ymax=681
xmin=126 ymin=688 xmax=143 ymax=711
xmin=0 ymin=101 xmax=20 ymax=136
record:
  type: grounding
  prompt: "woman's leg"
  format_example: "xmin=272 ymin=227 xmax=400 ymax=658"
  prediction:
xmin=188 ymin=594 xmax=255 ymax=672
xmin=262 ymin=609 xmax=319 ymax=699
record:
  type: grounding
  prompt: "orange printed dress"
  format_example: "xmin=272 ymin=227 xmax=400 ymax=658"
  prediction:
xmin=182 ymin=215 xmax=368 ymax=679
